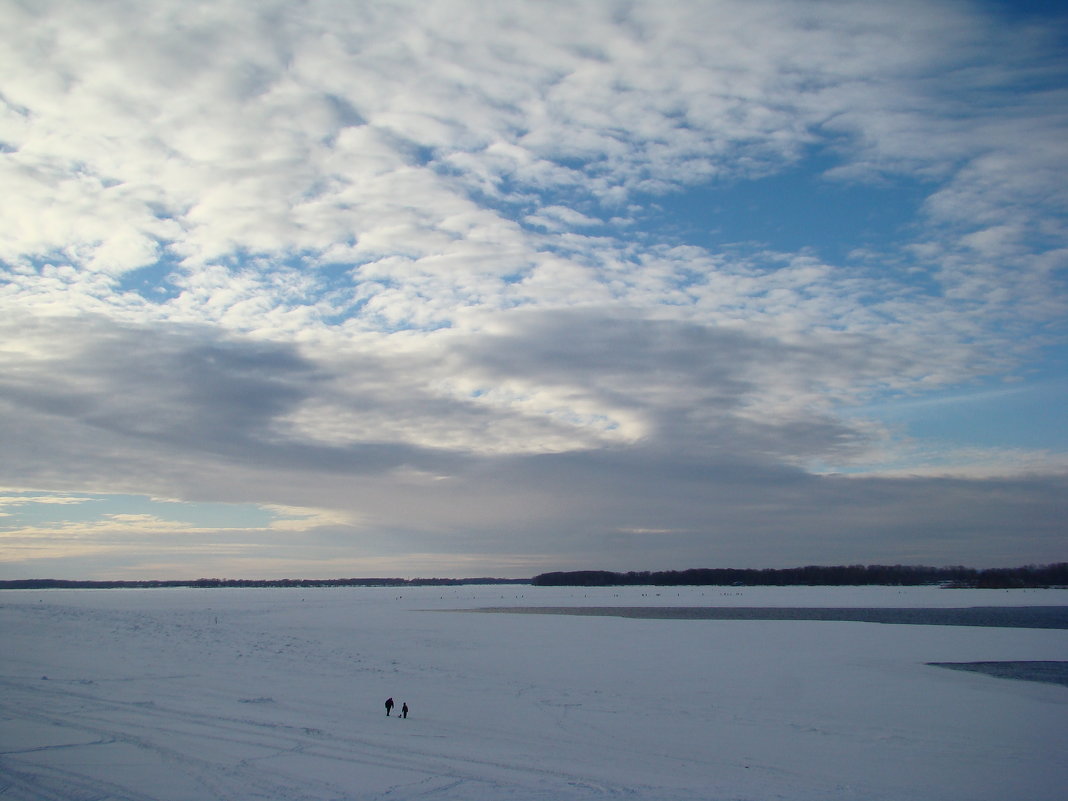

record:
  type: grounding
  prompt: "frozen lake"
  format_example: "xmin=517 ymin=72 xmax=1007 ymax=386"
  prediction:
xmin=1 ymin=585 xmax=1066 ymax=800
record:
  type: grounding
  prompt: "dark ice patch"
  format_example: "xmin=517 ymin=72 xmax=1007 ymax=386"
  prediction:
xmin=927 ymin=661 xmax=1068 ymax=687
xmin=469 ymin=606 xmax=1068 ymax=629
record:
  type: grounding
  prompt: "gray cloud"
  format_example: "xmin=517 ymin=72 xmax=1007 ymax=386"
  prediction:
xmin=0 ymin=315 xmax=468 ymax=487
xmin=6 ymin=309 xmax=1062 ymax=574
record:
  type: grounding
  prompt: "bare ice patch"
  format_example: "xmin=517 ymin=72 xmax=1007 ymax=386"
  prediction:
xmin=928 ymin=661 xmax=1068 ymax=687
xmin=468 ymin=605 xmax=1068 ymax=629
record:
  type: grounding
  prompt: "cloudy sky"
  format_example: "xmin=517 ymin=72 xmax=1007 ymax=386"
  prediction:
xmin=1 ymin=0 xmax=1066 ymax=580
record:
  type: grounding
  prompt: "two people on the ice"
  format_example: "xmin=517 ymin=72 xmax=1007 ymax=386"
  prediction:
xmin=385 ymin=698 xmax=409 ymax=718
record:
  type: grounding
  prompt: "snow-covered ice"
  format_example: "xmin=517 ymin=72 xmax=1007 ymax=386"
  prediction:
xmin=1 ymin=585 xmax=1066 ymax=800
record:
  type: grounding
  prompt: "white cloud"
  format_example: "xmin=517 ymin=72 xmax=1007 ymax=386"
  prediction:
xmin=3 ymin=1 xmax=1062 ymax=326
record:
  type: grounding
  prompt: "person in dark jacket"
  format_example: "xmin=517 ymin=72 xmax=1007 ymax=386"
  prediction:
xmin=401 ymin=702 xmax=408 ymax=719
xmin=385 ymin=697 xmax=394 ymax=716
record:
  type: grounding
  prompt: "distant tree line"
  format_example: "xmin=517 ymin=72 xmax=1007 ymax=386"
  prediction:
xmin=4 ymin=564 xmax=1065 ymax=590
xmin=531 ymin=563 xmax=1068 ymax=589
xmin=0 ymin=577 xmax=528 ymax=590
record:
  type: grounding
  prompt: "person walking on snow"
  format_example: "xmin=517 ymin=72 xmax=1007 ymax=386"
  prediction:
xmin=401 ymin=702 xmax=408 ymax=719
xmin=385 ymin=697 xmax=394 ymax=716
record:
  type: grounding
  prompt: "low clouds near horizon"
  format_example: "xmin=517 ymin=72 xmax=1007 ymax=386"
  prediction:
xmin=1 ymin=0 xmax=1065 ymax=579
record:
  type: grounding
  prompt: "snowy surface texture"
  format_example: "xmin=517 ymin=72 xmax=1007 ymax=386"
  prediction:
xmin=1 ymin=585 xmax=1066 ymax=801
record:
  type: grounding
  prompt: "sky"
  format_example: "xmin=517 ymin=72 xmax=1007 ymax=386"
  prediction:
xmin=1 ymin=0 xmax=1066 ymax=580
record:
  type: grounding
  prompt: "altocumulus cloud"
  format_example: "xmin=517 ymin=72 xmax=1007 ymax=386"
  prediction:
xmin=0 ymin=0 xmax=1065 ymax=578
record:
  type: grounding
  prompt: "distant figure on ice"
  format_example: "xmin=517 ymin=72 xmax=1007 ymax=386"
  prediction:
xmin=385 ymin=697 xmax=394 ymax=716
xmin=401 ymin=702 xmax=408 ymax=719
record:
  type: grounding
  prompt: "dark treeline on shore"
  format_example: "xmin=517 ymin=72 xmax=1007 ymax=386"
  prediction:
xmin=0 ymin=577 xmax=529 ymax=590
xmin=4 ymin=564 xmax=1066 ymax=590
xmin=532 ymin=563 xmax=1068 ymax=589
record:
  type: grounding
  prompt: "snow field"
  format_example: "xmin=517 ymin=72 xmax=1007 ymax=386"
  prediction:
xmin=1 ymin=585 xmax=1066 ymax=800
